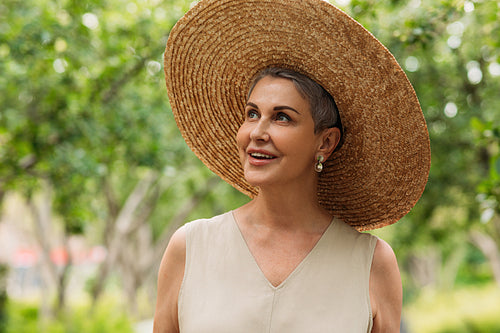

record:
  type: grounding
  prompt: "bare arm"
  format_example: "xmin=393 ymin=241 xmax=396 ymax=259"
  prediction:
xmin=153 ymin=227 xmax=186 ymax=333
xmin=370 ymin=238 xmax=402 ymax=333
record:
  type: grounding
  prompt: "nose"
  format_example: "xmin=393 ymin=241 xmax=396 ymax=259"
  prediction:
xmin=249 ymin=119 xmax=270 ymax=142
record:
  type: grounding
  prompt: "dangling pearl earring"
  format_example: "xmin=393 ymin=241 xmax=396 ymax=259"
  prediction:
xmin=315 ymin=155 xmax=324 ymax=173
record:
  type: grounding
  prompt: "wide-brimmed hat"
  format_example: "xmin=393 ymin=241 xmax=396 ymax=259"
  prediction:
xmin=164 ymin=0 xmax=431 ymax=231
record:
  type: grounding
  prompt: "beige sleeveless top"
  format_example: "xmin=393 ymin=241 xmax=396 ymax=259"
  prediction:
xmin=178 ymin=211 xmax=377 ymax=333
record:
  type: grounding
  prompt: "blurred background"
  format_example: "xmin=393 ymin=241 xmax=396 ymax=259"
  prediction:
xmin=0 ymin=0 xmax=499 ymax=332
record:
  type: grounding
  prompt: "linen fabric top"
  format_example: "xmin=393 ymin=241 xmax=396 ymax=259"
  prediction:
xmin=178 ymin=211 xmax=378 ymax=333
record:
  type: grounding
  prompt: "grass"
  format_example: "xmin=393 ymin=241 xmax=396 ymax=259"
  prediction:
xmin=404 ymin=283 xmax=500 ymax=333
xmin=4 ymin=296 xmax=134 ymax=333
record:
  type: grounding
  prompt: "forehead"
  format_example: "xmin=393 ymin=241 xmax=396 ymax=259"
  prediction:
xmin=248 ymin=76 xmax=310 ymax=111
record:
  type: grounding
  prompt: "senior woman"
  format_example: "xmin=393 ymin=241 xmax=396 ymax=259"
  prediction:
xmin=154 ymin=0 xmax=430 ymax=332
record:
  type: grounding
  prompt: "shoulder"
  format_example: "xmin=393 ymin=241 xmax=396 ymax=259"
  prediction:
xmin=185 ymin=211 xmax=232 ymax=229
xmin=153 ymin=227 xmax=186 ymax=333
xmin=372 ymin=238 xmax=398 ymax=270
xmin=370 ymin=238 xmax=402 ymax=332
xmin=153 ymin=212 xmax=233 ymax=332
xmin=183 ymin=211 xmax=234 ymax=242
xmin=156 ymin=226 xmax=187 ymax=286
xmin=159 ymin=226 xmax=187 ymax=278
xmin=334 ymin=218 xmax=378 ymax=249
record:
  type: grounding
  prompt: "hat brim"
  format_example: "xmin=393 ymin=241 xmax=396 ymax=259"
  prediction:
xmin=164 ymin=0 xmax=431 ymax=230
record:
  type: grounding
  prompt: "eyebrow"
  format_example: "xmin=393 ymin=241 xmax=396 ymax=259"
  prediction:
xmin=246 ymin=102 xmax=301 ymax=114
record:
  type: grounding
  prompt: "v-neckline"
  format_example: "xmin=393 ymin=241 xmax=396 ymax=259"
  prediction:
xmin=229 ymin=211 xmax=336 ymax=290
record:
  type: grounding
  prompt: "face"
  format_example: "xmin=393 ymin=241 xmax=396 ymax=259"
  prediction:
xmin=236 ymin=76 xmax=324 ymax=189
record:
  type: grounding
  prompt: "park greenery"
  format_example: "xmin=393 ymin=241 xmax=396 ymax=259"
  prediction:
xmin=0 ymin=0 xmax=499 ymax=331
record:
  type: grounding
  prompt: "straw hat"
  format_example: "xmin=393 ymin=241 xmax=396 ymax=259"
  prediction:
xmin=164 ymin=0 xmax=431 ymax=231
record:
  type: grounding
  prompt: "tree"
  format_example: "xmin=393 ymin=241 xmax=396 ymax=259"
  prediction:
xmin=0 ymin=0 xmax=248 ymax=317
xmin=2 ymin=0 xmax=499 ymax=326
xmin=343 ymin=0 xmax=500 ymax=291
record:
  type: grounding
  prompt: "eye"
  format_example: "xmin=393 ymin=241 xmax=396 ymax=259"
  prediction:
xmin=276 ymin=112 xmax=291 ymax=122
xmin=246 ymin=109 xmax=259 ymax=120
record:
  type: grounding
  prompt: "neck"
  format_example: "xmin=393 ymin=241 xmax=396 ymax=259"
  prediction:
xmin=236 ymin=178 xmax=332 ymax=232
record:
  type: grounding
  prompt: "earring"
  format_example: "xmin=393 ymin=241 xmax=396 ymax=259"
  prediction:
xmin=315 ymin=155 xmax=324 ymax=173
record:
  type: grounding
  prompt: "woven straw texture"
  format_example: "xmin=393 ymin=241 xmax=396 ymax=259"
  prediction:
xmin=164 ymin=0 xmax=431 ymax=231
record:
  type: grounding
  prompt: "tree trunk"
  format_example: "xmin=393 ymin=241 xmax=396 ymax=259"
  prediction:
xmin=407 ymin=248 xmax=440 ymax=289
xmin=91 ymin=173 xmax=220 ymax=313
xmin=54 ymin=236 xmax=72 ymax=313
xmin=28 ymin=184 xmax=73 ymax=316
xmin=147 ymin=177 xmax=220 ymax=283
xmin=28 ymin=189 xmax=57 ymax=320
xmin=0 ymin=264 xmax=8 ymax=333
xmin=0 ymin=189 xmax=5 ymax=211
xmin=439 ymin=243 xmax=466 ymax=289
xmin=91 ymin=172 xmax=158 ymax=304
xmin=469 ymin=230 xmax=500 ymax=287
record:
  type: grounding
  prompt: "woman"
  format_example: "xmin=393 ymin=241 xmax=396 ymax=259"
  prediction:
xmin=154 ymin=0 xmax=430 ymax=332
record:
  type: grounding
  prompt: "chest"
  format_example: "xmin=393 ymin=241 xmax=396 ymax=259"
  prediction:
xmin=244 ymin=231 xmax=323 ymax=287
xmin=178 ymin=217 xmax=376 ymax=333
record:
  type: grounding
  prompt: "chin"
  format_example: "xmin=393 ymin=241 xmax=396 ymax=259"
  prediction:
xmin=243 ymin=170 xmax=273 ymax=188
xmin=244 ymin=171 xmax=294 ymax=189
xmin=243 ymin=175 xmax=267 ymax=188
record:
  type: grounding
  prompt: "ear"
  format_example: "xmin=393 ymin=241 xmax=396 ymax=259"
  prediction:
xmin=316 ymin=127 xmax=341 ymax=160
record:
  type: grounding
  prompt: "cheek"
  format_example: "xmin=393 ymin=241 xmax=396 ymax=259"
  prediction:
xmin=236 ymin=125 xmax=246 ymax=148
xmin=281 ymin=132 xmax=318 ymax=160
xmin=276 ymin=130 xmax=309 ymax=151
xmin=236 ymin=125 xmax=248 ymax=158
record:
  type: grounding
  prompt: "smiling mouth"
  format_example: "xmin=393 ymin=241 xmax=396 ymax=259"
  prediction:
xmin=249 ymin=152 xmax=276 ymax=160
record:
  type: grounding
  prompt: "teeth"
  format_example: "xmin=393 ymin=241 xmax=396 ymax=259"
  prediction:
xmin=250 ymin=152 xmax=274 ymax=159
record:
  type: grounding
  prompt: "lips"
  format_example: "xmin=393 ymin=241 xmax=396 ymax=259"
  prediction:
xmin=247 ymin=149 xmax=277 ymax=165
xmin=250 ymin=152 xmax=276 ymax=159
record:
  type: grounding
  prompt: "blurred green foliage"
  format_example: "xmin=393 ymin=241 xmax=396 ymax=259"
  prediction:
xmin=0 ymin=0 xmax=500 ymax=331
xmin=405 ymin=283 xmax=500 ymax=333
xmin=5 ymin=299 xmax=134 ymax=333
xmin=0 ymin=264 xmax=7 ymax=333
xmin=0 ymin=0 xmax=203 ymax=233
xmin=349 ymin=0 xmax=500 ymax=299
